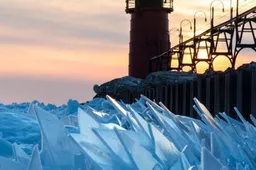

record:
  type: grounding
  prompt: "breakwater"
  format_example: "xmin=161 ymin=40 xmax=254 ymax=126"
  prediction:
xmin=94 ymin=62 xmax=256 ymax=120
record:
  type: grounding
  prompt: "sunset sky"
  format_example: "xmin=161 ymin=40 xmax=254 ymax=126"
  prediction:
xmin=0 ymin=0 xmax=255 ymax=104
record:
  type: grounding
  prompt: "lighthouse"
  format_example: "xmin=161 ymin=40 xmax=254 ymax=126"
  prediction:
xmin=126 ymin=0 xmax=173 ymax=79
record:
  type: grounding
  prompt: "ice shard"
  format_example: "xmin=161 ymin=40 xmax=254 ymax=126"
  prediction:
xmin=0 ymin=137 xmax=13 ymax=157
xmin=0 ymin=156 xmax=27 ymax=170
xmin=12 ymin=143 xmax=29 ymax=165
xmin=0 ymin=95 xmax=256 ymax=170
xmin=33 ymin=105 xmax=78 ymax=169
xmin=27 ymin=145 xmax=42 ymax=170
xmin=201 ymin=147 xmax=226 ymax=170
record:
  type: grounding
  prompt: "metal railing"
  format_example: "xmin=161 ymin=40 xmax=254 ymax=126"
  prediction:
xmin=150 ymin=5 xmax=256 ymax=72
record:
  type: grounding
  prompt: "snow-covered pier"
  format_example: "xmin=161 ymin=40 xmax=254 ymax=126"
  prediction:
xmin=95 ymin=62 xmax=256 ymax=120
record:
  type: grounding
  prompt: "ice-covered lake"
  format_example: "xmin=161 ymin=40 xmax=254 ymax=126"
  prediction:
xmin=0 ymin=95 xmax=255 ymax=170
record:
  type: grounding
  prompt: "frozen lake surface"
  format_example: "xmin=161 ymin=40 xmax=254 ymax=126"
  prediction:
xmin=0 ymin=96 xmax=255 ymax=170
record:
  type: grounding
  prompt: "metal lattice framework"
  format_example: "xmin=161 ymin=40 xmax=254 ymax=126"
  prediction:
xmin=150 ymin=6 xmax=256 ymax=72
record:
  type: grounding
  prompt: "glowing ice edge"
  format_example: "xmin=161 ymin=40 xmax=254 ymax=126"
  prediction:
xmin=0 ymin=95 xmax=256 ymax=170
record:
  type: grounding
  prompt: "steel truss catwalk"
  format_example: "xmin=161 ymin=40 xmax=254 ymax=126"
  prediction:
xmin=150 ymin=6 xmax=256 ymax=72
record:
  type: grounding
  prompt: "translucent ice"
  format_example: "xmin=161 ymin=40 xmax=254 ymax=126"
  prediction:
xmin=0 ymin=96 xmax=255 ymax=170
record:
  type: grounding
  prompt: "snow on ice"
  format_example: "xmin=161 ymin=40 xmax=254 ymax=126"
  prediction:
xmin=0 ymin=95 xmax=256 ymax=169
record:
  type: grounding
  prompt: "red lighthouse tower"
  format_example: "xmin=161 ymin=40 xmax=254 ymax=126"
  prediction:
xmin=126 ymin=0 xmax=173 ymax=79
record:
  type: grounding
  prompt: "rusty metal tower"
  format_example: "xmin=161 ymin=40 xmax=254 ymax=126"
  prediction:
xmin=125 ymin=0 xmax=173 ymax=79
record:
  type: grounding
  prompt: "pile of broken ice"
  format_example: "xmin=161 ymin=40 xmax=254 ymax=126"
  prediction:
xmin=0 ymin=95 xmax=256 ymax=170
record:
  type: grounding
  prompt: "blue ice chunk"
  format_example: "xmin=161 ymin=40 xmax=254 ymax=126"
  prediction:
xmin=193 ymin=105 xmax=213 ymax=130
xmin=149 ymin=121 xmax=179 ymax=168
xmin=0 ymin=138 xmax=14 ymax=160
xmin=61 ymin=115 xmax=78 ymax=127
xmin=77 ymin=107 xmax=100 ymax=136
xmin=64 ymin=125 xmax=80 ymax=134
xmin=106 ymin=95 xmax=127 ymax=117
xmin=126 ymin=105 xmax=151 ymax=137
xmin=188 ymin=165 xmax=200 ymax=170
xmin=210 ymin=133 xmax=227 ymax=166
xmin=73 ymin=108 xmax=127 ymax=169
xmin=237 ymin=144 xmax=256 ymax=169
xmin=152 ymin=164 xmax=163 ymax=170
xmin=67 ymin=99 xmax=80 ymax=114
xmin=168 ymin=154 xmax=185 ymax=170
xmin=191 ymin=121 xmax=210 ymax=149
xmin=114 ymin=128 xmax=138 ymax=169
xmin=70 ymin=134 xmax=107 ymax=170
xmin=181 ymin=145 xmax=200 ymax=166
xmin=33 ymin=105 xmax=78 ymax=169
xmin=134 ymin=98 xmax=147 ymax=110
xmin=159 ymin=102 xmax=189 ymax=133
xmin=115 ymin=126 xmax=162 ymax=170
xmin=0 ymin=111 xmax=40 ymax=144
xmin=129 ymin=104 xmax=180 ymax=169
xmin=12 ymin=143 xmax=29 ymax=165
xmin=140 ymin=95 xmax=164 ymax=113
xmin=0 ymin=136 xmax=13 ymax=158
xmin=194 ymin=98 xmax=221 ymax=131
xmin=128 ymin=142 xmax=160 ymax=170
xmin=2 ymin=93 xmax=256 ymax=170
xmin=236 ymin=163 xmax=245 ymax=170
xmin=234 ymin=108 xmax=256 ymax=137
xmin=92 ymin=128 xmax=134 ymax=169
xmin=250 ymin=114 xmax=256 ymax=127
xmin=27 ymin=145 xmax=42 ymax=170
xmin=201 ymin=147 xmax=226 ymax=170
xmin=234 ymin=107 xmax=247 ymax=125
xmin=127 ymin=106 xmax=150 ymax=137
xmin=0 ymin=156 xmax=27 ymax=170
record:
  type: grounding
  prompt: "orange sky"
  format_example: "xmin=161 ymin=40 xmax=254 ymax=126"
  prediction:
xmin=0 ymin=0 xmax=255 ymax=104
